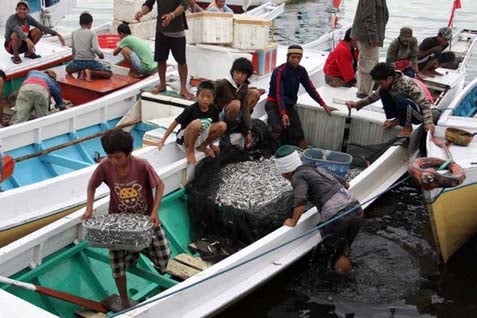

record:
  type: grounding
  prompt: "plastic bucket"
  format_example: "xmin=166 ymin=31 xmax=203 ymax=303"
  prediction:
xmin=303 ymin=148 xmax=352 ymax=177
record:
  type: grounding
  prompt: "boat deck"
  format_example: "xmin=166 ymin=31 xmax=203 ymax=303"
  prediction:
xmin=52 ymin=66 xmax=141 ymax=105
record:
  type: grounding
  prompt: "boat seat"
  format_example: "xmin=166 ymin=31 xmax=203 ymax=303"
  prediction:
xmin=53 ymin=67 xmax=141 ymax=105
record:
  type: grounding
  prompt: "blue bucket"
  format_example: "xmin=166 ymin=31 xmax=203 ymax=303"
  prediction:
xmin=303 ymin=148 xmax=352 ymax=177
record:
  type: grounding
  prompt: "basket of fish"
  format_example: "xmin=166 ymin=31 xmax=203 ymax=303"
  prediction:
xmin=83 ymin=213 xmax=154 ymax=251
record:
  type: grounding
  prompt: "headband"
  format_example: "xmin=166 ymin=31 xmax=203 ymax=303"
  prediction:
xmin=287 ymin=48 xmax=303 ymax=55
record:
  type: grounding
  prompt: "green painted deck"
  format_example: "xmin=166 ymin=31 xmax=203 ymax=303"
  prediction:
xmin=0 ymin=189 xmax=192 ymax=317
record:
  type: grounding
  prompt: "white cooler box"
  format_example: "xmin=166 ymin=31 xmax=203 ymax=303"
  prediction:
xmin=186 ymin=11 xmax=233 ymax=44
xmin=232 ymin=15 xmax=271 ymax=50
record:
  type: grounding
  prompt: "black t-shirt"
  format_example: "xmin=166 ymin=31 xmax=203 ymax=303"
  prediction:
xmin=175 ymin=101 xmax=219 ymax=136
xmin=419 ymin=36 xmax=449 ymax=59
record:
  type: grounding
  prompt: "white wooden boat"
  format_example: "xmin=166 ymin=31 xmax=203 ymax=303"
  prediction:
xmin=420 ymin=77 xmax=477 ymax=262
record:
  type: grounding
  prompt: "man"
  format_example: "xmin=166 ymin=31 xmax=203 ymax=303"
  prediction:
xmin=351 ymin=0 xmax=389 ymax=98
xmin=12 ymin=70 xmax=64 ymax=124
xmin=346 ymin=62 xmax=434 ymax=143
xmin=206 ymin=0 xmax=234 ymax=13
xmin=4 ymin=1 xmax=65 ymax=64
xmin=386 ymin=27 xmax=419 ymax=78
xmin=324 ymin=28 xmax=359 ymax=88
xmin=418 ymin=27 xmax=456 ymax=77
xmin=275 ymin=145 xmax=364 ymax=275
xmin=135 ymin=0 xmax=193 ymax=99
xmin=266 ymin=45 xmax=336 ymax=149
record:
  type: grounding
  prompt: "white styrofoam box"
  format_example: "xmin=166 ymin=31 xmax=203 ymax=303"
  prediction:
xmin=186 ymin=44 xmax=251 ymax=80
xmin=186 ymin=11 xmax=233 ymax=44
xmin=112 ymin=19 xmax=157 ymax=41
xmin=232 ymin=15 xmax=271 ymax=50
xmin=114 ymin=0 xmax=158 ymax=23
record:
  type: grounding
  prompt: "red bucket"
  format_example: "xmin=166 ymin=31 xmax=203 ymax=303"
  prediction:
xmin=97 ymin=34 xmax=121 ymax=49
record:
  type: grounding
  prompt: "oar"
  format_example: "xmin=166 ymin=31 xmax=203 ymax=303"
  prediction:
xmin=14 ymin=119 xmax=140 ymax=163
xmin=0 ymin=275 xmax=108 ymax=313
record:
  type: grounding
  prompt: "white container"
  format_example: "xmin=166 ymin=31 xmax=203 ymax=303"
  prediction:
xmin=186 ymin=12 xmax=233 ymax=44
xmin=232 ymin=15 xmax=271 ymax=50
xmin=113 ymin=19 xmax=157 ymax=40
xmin=114 ymin=0 xmax=158 ymax=23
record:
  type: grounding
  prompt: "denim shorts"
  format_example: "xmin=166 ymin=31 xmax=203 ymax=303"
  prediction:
xmin=66 ymin=59 xmax=112 ymax=73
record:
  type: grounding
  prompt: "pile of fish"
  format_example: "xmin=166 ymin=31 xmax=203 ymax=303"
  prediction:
xmin=83 ymin=213 xmax=153 ymax=251
xmin=214 ymin=158 xmax=294 ymax=244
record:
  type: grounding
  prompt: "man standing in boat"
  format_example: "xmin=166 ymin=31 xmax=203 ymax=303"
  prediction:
xmin=135 ymin=0 xmax=193 ymax=99
xmin=351 ymin=0 xmax=389 ymax=98
xmin=266 ymin=45 xmax=336 ymax=149
xmin=4 ymin=1 xmax=65 ymax=64
xmin=275 ymin=145 xmax=364 ymax=275
xmin=346 ymin=62 xmax=435 ymax=143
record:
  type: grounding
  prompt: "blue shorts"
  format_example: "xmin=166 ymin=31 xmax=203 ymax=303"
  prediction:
xmin=66 ymin=59 xmax=112 ymax=74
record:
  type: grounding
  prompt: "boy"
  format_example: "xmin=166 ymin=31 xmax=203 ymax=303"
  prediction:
xmin=215 ymin=58 xmax=260 ymax=148
xmin=275 ymin=145 xmax=363 ymax=275
xmin=157 ymin=81 xmax=226 ymax=164
xmin=82 ymin=129 xmax=170 ymax=310
xmin=4 ymin=1 xmax=65 ymax=64
xmin=113 ymin=22 xmax=157 ymax=78
xmin=66 ymin=12 xmax=112 ymax=81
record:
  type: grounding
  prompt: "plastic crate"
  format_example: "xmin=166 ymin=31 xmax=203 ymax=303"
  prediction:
xmin=97 ymin=34 xmax=121 ymax=49
xmin=83 ymin=213 xmax=153 ymax=251
xmin=303 ymin=148 xmax=352 ymax=178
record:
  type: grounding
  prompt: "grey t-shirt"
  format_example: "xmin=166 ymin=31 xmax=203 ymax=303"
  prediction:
xmin=71 ymin=28 xmax=102 ymax=60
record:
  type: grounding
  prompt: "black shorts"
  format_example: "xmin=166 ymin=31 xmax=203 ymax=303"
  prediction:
xmin=155 ymin=32 xmax=186 ymax=64
xmin=4 ymin=32 xmax=33 ymax=55
xmin=265 ymin=100 xmax=305 ymax=146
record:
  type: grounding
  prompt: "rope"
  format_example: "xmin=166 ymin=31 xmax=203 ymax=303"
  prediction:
xmin=110 ymin=175 xmax=411 ymax=317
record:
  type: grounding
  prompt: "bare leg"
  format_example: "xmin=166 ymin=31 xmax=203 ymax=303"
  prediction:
xmin=151 ymin=62 xmax=167 ymax=94
xmin=121 ymin=47 xmax=141 ymax=77
xmin=247 ymin=89 xmax=261 ymax=113
xmin=90 ymin=70 xmax=113 ymax=79
xmin=9 ymin=33 xmax=22 ymax=60
xmin=178 ymin=63 xmax=192 ymax=100
xmin=183 ymin=120 xmax=201 ymax=164
xmin=199 ymin=122 xmax=227 ymax=156
xmin=114 ymin=275 xmax=131 ymax=310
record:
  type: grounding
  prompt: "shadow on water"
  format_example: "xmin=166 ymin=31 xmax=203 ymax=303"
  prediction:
xmin=215 ymin=178 xmax=477 ymax=317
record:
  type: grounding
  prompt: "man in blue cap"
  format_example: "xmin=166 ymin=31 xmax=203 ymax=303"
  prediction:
xmin=417 ymin=27 xmax=456 ymax=77
xmin=275 ymin=145 xmax=364 ymax=275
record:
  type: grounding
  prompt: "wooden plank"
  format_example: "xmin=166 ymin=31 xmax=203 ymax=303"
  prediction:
xmin=174 ymin=253 xmax=209 ymax=271
xmin=166 ymin=259 xmax=200 ymax=281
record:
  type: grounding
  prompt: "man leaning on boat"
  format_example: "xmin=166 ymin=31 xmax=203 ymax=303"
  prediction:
xmin=346 ymin=62 xmax=435 ymax=144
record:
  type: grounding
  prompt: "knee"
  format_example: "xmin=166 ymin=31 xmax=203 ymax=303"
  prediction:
xmin=248 ymin=89 xmax=260 ymax=107
xmin=121 ymin=47 xmax=131 ymax=57
xmin=187 ymin=119 xmax=201 ymax=132
xmin=215 ymin=121 xmax=227 ymax=133
xmin=10 ymin=32 xmax=20 ymax=41
xmin=226 ymin=100 xmax=241 ymax=116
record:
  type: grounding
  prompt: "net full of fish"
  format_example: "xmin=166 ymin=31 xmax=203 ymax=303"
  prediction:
xmin=215 ymin=159 xmax=294 ymax=228
xmin=83 ymin=213 xmax=153 ymax=251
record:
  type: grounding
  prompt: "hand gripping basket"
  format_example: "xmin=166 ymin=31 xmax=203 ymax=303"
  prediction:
xmin=83 ymin=213 xmax=153 ymax=251
xmin=303 ymin=148 xmax=352 ymax=178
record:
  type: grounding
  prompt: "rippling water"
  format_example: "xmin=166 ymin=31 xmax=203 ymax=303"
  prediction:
xmin=58 ymin=1 xmax=477 ymax=317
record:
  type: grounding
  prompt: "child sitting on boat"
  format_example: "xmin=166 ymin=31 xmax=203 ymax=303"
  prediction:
xmin=4 ymin=1 xmax=65 ymax=64
xmin=113 ymin=22 xmax=157 ymax=78
xmin=346 ymin=62 xmax=435 ymax=143
xmin=66 ymin=12 xmax=112 ymax=81
xmin=275 ymin=145 xmax=364 ymax=275
xmin=215 ymin=58 xmax=260 ymax=148
xmin=81 ymin=129 xmax=170 ymax=311
xmin=157 ymin=80 xmax=227 ymax=164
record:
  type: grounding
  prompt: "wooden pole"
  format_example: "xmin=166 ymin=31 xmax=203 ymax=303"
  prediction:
xmin=0 ymin=275 xmax=108 ymax=313
xmin=14 ymin=120 xmax=141 ymax=163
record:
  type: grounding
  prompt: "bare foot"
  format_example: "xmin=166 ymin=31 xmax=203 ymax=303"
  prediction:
xmin=186 ymin=150 xmax=197 ymax=164
xmin=180 ymin=88 xmax=193 ymax=100
xmin=209 ymin=144 xmax=219 ymax=155
xmin=151 ymin=84 xmax=167 ymax=94
xmin=84 ymin=69 xmax=92 ymax=81
xmin=197 ymin=145 xmax=215 ymax=158
xmin=383 ymin=118 xmax=400 ymax=129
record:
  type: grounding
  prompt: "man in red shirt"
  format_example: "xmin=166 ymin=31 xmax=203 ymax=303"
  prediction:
xmin=324 ymin=28 xmax=359 ymax=88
